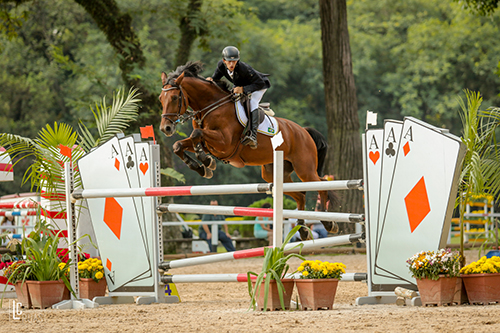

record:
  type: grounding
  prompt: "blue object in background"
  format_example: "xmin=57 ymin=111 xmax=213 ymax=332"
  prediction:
xmin=485 ymin=250 xmax=500 ymax=258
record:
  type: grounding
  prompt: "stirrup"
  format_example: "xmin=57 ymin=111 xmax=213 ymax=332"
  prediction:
xmin=242 ymin=133 xmax=258 ymax=149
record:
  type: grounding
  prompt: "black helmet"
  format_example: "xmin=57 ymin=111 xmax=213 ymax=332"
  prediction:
xmin=222 ymin=46 xmax=240 ymax=61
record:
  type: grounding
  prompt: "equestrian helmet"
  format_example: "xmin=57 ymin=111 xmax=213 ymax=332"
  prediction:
xmin=222 ymin=46 xmax=240 ymax=61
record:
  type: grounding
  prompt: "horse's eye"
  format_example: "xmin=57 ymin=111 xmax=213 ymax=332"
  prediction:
xmin=171 ymin=95 xmax=178 ymax=101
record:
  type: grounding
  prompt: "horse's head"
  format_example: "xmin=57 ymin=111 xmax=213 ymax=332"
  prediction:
xmin=159 ymin=71 xmax=189 ymax=137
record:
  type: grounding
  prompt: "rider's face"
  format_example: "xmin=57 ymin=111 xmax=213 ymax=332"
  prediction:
xmin=223 ymin=59 xmax=238 ymax=72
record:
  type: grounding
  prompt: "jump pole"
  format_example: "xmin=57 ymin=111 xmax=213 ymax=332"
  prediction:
xmin=0 ymin=201 xmax=38 ymax=209
xmin=70 ymin=180 xmax=363 ymax=200
xmin=157 ymin=203 xmax=364 ymax=223
xmin=161 ymin=272 xmax=367 ymax=284
xmin=158 ymin=233 xmax=364 ymax=270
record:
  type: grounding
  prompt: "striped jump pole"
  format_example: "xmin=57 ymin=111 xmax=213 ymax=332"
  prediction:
xmin=71 ymin=179 xmax=364 ymax=200
xmin=157 ymin=203 xmax=364 ymax=223
xmin=0 ymin=201 xmax=39 ymax=209
xmin=158 ymin=233 xmax=364 ymax=270
xmin=0 ymin=210 xmax=36 ymax=217
xmin=161 ymin=272 xmax=367 ymax=284
xmin=0 ymin=210 xmax=66 ymax=219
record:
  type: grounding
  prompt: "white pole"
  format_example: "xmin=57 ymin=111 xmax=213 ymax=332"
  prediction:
xmin=273 ymin=150 xmax=284 ymax=248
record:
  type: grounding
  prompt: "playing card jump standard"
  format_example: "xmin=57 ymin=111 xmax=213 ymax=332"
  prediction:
xmin=374 ymin=117 xmax=466 ymax=289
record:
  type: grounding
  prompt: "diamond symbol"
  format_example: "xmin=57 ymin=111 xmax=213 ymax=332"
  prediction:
xmin=103 ymin=197 xmax=123 ymax=239
xmin=404 ymin=177 xmax=430 ymax=233
xmin=403 ymin=142 xmax=410 ymax=156
xmin=114 ymin=158 xmax=120 ymax=170
xmin=106 ymin=258 xmax=112 ymax=272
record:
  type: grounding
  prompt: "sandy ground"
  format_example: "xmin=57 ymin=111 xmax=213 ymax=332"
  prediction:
xmin=1 ymin=249 xmax=499 ymax=333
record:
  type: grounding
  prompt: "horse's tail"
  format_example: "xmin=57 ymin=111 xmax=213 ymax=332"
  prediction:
xmin=305 ymin=127 xmax=341 ymax=212
xmin=304 ymin=127 xmax=328 ymax=177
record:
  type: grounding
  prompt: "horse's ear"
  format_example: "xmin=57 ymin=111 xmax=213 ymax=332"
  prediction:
xmin=175 ymin=72 xmax=185 ymax=85
xmin=161 ymin=72 xmax=168 ymax=86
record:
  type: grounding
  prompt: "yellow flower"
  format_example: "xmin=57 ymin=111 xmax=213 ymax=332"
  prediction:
xmin=302 ymin=271 xmax=309 ymax=277
xmin=297 ymin=266 xmax=304 ymax=272
xmin=95 ymin=272 xmax=104 ymax=280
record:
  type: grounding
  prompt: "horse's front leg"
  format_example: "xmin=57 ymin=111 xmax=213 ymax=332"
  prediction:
xmin=191 ymin=129 xmax=216 ymax=171
xmin=173 ymin=137 xmax=212 ymax=179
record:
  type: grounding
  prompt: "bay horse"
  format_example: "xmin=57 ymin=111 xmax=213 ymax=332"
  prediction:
xmin=159 ymin=61 xmax=338 ymax=240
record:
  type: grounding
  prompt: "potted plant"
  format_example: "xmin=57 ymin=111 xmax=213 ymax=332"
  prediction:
xmin=78 ymin=257 xmax=107 ymax=300
xmin=247 ymin=225 xmax=305 ymax=311
xmin=406 ymin=248 xmax=461 ymax=306
xmin=3 ymin=259 xmax=34 ymax=308
xmin=460 ymin=255 xmax=500 ymax=304
xmin=294 ymin=260 xmax=345 ymax=310
xmin=22 ymin=230 xmax=74 ymax=309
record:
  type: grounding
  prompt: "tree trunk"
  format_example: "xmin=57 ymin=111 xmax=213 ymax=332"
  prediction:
xmin=320 ymin=0 xmax=363 ymax=234
xmin=175 ymin=0 xmax=203 ymax=67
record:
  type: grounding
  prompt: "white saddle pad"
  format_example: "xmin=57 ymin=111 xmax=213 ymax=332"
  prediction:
xmin=235 ymin=101 xmax=279 ymax=136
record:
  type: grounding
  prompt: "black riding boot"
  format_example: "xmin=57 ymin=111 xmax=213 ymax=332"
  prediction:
xmin=242 ymin=109 xmax=259 ymax=149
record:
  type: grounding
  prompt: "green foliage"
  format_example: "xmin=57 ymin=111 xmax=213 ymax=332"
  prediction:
xmin=457 ymin=90 xmax=500 ymax=264
xmin=247 ymin=225 xmax=304 ymax=311
xmin=456 ymin=0 xmax=499 ymax=15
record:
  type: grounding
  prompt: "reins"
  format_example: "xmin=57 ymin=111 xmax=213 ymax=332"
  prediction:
xmin=161 ymin=81 xmax=233 ymax=127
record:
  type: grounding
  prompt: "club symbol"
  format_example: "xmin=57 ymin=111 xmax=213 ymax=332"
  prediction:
xmin=126 ymin=156 xmax=135 ymax=169
xmin=385 ymin=142 xmax=396 ymax=157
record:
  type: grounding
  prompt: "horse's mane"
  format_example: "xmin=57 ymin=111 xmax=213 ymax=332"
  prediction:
xmin=166 ymin=60 xmax=232 ymax=93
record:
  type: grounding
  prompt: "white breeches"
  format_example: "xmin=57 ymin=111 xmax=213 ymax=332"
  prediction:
xmin=249 ymin=89 xmax=267 ymax=111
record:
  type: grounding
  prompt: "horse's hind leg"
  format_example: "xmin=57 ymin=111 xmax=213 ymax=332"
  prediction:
xmin=261 ymin=163 xmax=311 ymax=241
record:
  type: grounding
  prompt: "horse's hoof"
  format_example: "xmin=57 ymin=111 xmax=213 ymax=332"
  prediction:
xmin=203 ymin=167 xmax=213 ymax=179
xmin=298 ymin=227 xmax=312 ymax=241
xmin=329 ymin=221 xmax=339 ymax=234
xmin=207 ymin=157 xmax=217 ymax=170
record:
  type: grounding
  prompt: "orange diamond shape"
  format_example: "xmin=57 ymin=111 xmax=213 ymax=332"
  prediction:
xmin=403 ymin=142 xmax=410 ymax=156
xmin=404 ymin=177 xmax=430 ymax=233
xmin=103 ymin=197 xmax=123 ymax=239
xmin=106 ymin=258 xmax=112 ymax=271
xmin=114 ymin=158 xmax=120 ymax=170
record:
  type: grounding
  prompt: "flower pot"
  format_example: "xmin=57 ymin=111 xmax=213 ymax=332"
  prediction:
xmin=416 ymin=276 xmax=457 ymax=306
xmin=79 ymin=278 xmax=107 ymax=300
xmin=14 ymin=281 xmax=32 ymax=309
xmin=252 ymin=278 xmax=294 ymax=311
xmin=461 ymin=273 xmax=500 ymax=304
xmin=26 ymin=280 xmax=66 ymax=309
xmin=295 ymin=278 xmax=339 ymax=310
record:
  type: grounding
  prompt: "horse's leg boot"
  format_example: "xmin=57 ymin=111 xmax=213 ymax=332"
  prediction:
xmin=242 ymin=109 xmax=259 ymax=149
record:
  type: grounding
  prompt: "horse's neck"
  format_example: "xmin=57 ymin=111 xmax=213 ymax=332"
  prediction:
xmin=184 ymin=79 xmax=229 ymax=110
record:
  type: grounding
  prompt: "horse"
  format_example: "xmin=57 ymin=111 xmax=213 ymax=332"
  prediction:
xmin=159 ymin=61 xmax=338 ymax=240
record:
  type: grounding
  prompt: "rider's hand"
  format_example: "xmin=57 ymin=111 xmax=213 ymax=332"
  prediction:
xmin=206 ymin=77 xmax=213 ymax=82
xmin=233 ymin=86 xmax=243 ymax=94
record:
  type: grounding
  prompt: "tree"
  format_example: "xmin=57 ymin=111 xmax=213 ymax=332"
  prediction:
xmin=319 ymin=0 xmax=363 ymax=228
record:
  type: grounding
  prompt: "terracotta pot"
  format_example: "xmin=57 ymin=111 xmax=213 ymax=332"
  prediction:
xmin=14 ymin=281 xmax=32 ymax=309
xmin=461 ymin=273 xmax=500 ymax=304
xmin=79 ymin=278 xmax=107 ymax=300
xmin=26 ymin=280 xmax=66 ymax=309
xmin=295 ymin=278 xmax=339 ymax=310
xmin=251 ymin=278 xmax=294 ymax=311
xmin=416 ymin=276 xmax=457 ymax=306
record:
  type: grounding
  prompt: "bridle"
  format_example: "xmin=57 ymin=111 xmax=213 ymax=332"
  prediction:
xmin=161 ymin=81 xmax=234 ymax=127
xmin=161 ymin=84 xmax=191 ymax=124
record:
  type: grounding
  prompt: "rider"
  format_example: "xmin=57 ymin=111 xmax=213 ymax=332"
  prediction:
xmin=206 ymin=46 xmax=270 ymax=149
